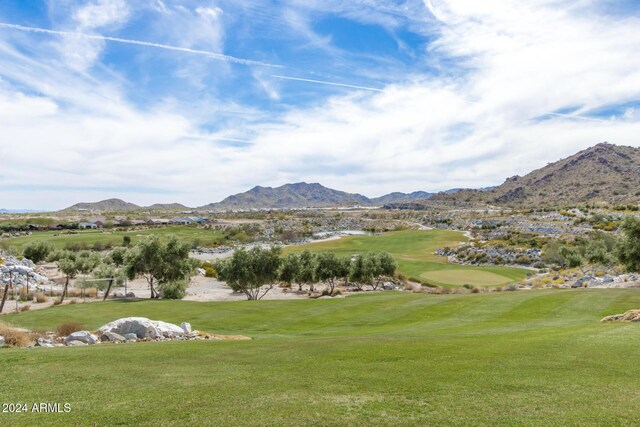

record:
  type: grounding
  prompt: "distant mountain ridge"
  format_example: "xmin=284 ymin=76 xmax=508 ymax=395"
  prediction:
xmin=0 ymin=208 xmax=47 ymax=214
xmin=198 ymin=183 xmax=437 ymax=210
xmin=61 ymin=199 xmax=189 ymax=212
xmin=429 ymin=142 xmax=640 ymax=207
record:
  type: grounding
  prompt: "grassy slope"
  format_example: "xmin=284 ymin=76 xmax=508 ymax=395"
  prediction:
xmin=2 ymin=290 xmax=640 ymax=426
xmin=0 ymin=226 xmax=224 ymax=251
xmin=286 ymin=230 xmax=528 ymax=287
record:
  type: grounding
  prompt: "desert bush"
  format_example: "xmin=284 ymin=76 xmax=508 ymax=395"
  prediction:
xmin=23 ymin=241 xmax=53 ymax=263
xmin=202 ymin=262 xmax=217 ymax=278
xmin=471 ymin=287 xmax=480 ymax=293
xmin=84 ymin=287 xmax=98 ymax=298
xmin=159 ymin=280 xmax=187 ymax=300
xmin=69 ymin=299 xmax=78 ymax=304
xmin=66 ymin=288 xmax=82 ymax=298
xmin=19 ymin=305 xmax=31 ymax=312
xmin=35 ymin=292 xmax=48 ymax=303
xmin=0 ymin=324 xmax=33 ymax=347
xmin=52 ymin=298 xmax=62 ymax=306
xmin=504 ymin=283 xmax=519 ymax=292
xmin=56 ymin=322 xmax=84 ymax=336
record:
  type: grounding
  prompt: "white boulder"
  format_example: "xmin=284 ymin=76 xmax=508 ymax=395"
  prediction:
xmin=0 ymin=336 xmax=4 ymax=346
xmin=180 ymin=322 xmax=192 ymax=334
xmin=97 ymin=317 xmax=186 ymax=340
xmin=64 ymin=331 xmax=99 ymax=345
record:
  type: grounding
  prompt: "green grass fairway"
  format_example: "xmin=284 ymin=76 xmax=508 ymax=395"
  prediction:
xmin=1 ymin=290 xmax=640 ymax=426
xmin=0 ymin=226 xmax=224 ymax=251
xmin=286 ymin=229 xmax=529 ymax=287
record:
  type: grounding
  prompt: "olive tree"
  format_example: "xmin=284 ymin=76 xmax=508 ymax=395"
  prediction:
xmin=314 ymin=252 xmax=349 ymax=294
xmin=296 ymin=250 xmax=317 ymax=292
xmin=124 ymin=236 xmax=195 ymax=299
xmin=372 ymin=252 xmax=397 ymax=290
xmin=278 ymin=253 xmax=300 ymax=288
xmin=216 ymin=247 xmax=281 ymax=300
xmin=350 ymin=252 xmax=397 ymax=290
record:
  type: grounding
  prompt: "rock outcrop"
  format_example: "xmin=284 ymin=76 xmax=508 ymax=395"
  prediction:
xmin=97 ymin=317 xmax=187 ymax=339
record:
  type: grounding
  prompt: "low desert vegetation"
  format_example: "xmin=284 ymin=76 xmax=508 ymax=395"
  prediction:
xmin=55 ymin=321 xmax=85 ymax=336
xmin=0 ymin=323 xmax=32 ymax=347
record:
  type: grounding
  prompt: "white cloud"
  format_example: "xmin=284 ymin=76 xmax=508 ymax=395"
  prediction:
xmin=73 ymin=0 xmax=130 ymax=30
xmin=51 ymin=0 xmax=130 ymax=71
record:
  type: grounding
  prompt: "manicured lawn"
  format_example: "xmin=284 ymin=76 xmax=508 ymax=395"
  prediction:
xmin=0 ymin=226 xmax=224 ymax=251
xmin=286 ymin=229 xmax=529 ymax=287
xmin=1 ymin=289 xmax=640 ymax=426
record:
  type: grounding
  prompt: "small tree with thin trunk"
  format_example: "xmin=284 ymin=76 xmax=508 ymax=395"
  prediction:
xmin=124 ymin=235 xmax=195 ymax=299
xmin=349 ymin=254 xmax=374 ymax=290
xmin=372 ymin=252 xmax=397 ymax=290
xmin=296 ymin=250 xmax=317 ymax=292
xmin=315 ymin=252 xmax=349 ymax=294
xmin=279 ymin=253 xmax=300 ymax=289
xmin=98 ymin=247 xmax=128 ymax=300
xmin=216 ymin=247 xmax=281 ymax=300
xmin=58 ymin=253 xmax=80 ymax=303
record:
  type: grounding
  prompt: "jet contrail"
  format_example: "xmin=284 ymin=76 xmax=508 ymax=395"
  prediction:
xmin=272 ymin=74 xmax=386 ymax=92
xmin=546 ymin=112 xmax=608 ymax=123
xmin=0 ymin=22 xmax=283 ymax=68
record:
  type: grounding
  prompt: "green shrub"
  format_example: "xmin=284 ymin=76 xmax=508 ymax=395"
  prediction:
xmin=159 ymin=280 xmax=188 ymax=300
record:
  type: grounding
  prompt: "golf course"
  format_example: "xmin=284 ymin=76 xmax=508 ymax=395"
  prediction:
xmin=2 ymin=289 xmax=640 ymax=425
xmin=0 ymin=226 xmax=225 ymax=251
xmin=288 ymin=229 xmax=529 ymax=287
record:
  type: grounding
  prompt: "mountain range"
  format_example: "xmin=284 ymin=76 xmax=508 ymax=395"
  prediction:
xmin=56 ymin=143 xmax=640 ymax=212
xmin=62 ymin=199 xmax=188 ymax=212
xmin=428 ymin=142 xmax=640 ymax=207
xmin=199 ymin=183 xmax=434 ymax=210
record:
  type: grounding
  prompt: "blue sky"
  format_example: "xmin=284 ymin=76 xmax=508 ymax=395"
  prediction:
xmin=0 ymin=0 xmax=639 ymax=209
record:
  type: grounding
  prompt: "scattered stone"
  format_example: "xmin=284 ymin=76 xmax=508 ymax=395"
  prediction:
xmin=97 ymin=317 xmax=186 ymax=340
xmin=383 ymin=282 xmax=398 ymax=290
xmin=601 ymin=310 xmax=640 ymax=322
xmin=126 ymin=292 xmax=136 ymax=298
xmin=180 ymin=322 xmax=192 ymax=334
xmin=100 ymin=331 xmax=127 ymax=343
xmin=573 ymin=276 xmax=594 ymax=288
xmin=64 ymin=331 xmax=99 ymax=345
xmin=602 ymin=275 xmax=615 ymax=284
xmin=36 ymin=337 xmax=55 ymax=347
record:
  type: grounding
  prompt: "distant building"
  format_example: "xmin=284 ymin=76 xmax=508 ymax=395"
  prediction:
xmin=147 ymin=218 xmax=170 ymax=226
xmin=78 ymin=222 xmax=98 ymax=229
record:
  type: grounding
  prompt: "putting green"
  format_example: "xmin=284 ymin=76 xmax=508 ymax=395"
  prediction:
xmin=421 ymin=269 xmax=515 ymax=286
